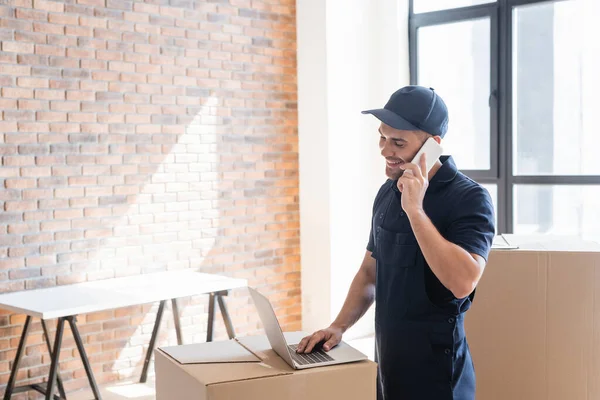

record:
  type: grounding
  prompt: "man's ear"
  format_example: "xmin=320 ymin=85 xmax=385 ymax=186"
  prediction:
xmin=433 ymin=135 xmax=442 ymax=145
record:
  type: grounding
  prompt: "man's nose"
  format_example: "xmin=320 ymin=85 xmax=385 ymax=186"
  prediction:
xmin=381 ymin=140 xmax=394 ymax=158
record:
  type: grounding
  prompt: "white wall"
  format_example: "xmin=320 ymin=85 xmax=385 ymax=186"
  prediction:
xmin=297 ymin=0 xmax=410 ymax=339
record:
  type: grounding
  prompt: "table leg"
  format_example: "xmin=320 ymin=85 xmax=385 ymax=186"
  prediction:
xmin=140 ymin=300 xmax=166 ymax=383
xmin=41 ymin=320 xmax=67 ymax=399
xmin=206 ymin=293 xmax=216 ymax=342
xmin=67 ymin=316 xmax=101 ymax=399
xmin=171 ymin=299 xmax=183 ymax=346
xmin=3 ymin=316 xmax=32 ymax=400
xmin=216 ymin=292 xmax=235 ymax=339
xmin=45 ymin=317 xmax=65 ymax=400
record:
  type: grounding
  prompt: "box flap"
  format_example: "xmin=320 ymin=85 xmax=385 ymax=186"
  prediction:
xmin=159 ymin=339 xmax=261 ymax=364
xmin=493 ymin=234 xmax=600 ymax=253
xmin=157 ymin=348 xmax=292 ymax=386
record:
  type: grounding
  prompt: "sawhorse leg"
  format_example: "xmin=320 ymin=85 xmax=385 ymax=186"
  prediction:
xmin=206 ymin=290 xmax=235 ymax=342
xmin=140 ymin=299 xmax=183 ymax=383
xmin=41 ymin=320 xmax=67 ymax=400
xmin=3 ymin=316 xmax=101 ymax=400
xmin=139 ymin=291 xmax=236 ymax=383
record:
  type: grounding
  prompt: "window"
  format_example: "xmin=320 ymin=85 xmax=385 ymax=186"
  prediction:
xmin=514 ymin=185 xmax=600 ymax=242
xmin=512 ymin=1 xmax=600 ymax=176
xmin=418 ymin=18 xmax=491 ymax=170
xmin=410 ymin=0 xmax=600 ymax=237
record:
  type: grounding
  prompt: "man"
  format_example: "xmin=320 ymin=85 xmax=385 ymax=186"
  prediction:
xmin=296 ymin=86 xmax=495 ymax=400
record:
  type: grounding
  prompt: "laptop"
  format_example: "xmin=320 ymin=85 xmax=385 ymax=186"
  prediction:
xmin=248 ymin=287 xmax=368 ymax=370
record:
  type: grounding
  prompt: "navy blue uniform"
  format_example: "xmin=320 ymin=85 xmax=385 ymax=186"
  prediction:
xmin=367 ymin=156 xmax=495 ymax=400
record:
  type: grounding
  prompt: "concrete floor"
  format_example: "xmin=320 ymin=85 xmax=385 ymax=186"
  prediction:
xmin=69 ymin=379 xmax=157 ymax=400
xmin=68 ymin=336 xmax=375 ymax=400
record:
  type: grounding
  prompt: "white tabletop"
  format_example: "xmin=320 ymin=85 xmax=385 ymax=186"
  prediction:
xmin=0 ymin=270 xmax=247 ymax=319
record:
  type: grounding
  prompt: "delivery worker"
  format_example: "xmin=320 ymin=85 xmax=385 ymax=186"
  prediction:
xmin=296 ymin=86 xmax=496 ymax=400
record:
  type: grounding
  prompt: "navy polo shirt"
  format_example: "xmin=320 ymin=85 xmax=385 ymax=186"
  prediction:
xmin=366 ymin=156 xmax=495 ymax=306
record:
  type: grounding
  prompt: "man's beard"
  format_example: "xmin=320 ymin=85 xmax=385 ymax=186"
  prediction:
xmin=385 ymin=165 xmax=404 ymax=180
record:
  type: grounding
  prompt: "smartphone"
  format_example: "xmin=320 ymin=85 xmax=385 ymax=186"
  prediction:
xmin=411 ymin=137 xmax=444 ymax=174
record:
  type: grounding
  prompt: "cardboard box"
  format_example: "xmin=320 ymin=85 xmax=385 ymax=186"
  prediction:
xmin=465 ymin=234 xmax=600 ymax=400
xmin=155 ymin=332 xmax=377 ymax=400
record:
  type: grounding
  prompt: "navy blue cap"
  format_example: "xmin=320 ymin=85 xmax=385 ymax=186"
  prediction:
xmin=362 ymin=85 xmax=449 ymax=137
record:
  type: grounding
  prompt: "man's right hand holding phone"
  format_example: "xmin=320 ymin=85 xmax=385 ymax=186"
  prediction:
xmin=296 ymin=325 xmax=343 ymax=353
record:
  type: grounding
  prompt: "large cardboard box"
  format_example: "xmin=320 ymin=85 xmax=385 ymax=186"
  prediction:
xmin=465 ymin=234 xmax=600 ymax=400
xmin=155 ymin=332 xmax=377 ymax=400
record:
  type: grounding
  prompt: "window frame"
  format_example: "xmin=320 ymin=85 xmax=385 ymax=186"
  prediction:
xmin=409 ymin=0 xmax=600 ymax=234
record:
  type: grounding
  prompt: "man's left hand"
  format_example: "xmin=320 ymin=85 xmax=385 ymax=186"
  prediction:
xmin=397 ymin=153 xmax=428 ymax=216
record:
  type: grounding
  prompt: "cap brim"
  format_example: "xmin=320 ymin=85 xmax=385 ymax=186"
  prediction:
xmin=361 ymin=108 xmax=420 ymax=131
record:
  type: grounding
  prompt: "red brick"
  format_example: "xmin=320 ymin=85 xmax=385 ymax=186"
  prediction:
xmin=81 ymin=50 xmax=106 ymax=64
xmin=108 ymin=61 xmax=135 ymax=73
xmin=118 ymin=73 xmax=145 ymax=84
xmin=49 ymin=123 xmax=80 ymax=133
xmin=18 ymin=122 xmax=49 ymax=133
xmin=34 ymin=21 xmax=65 ymax=35
xmin=25 ymin=277 xmax=56 ymax=290
xmin=49 ymin=79 xmax=79 ymax=90
xmin=0 ymin=258 xmax=25 ymax=270
xmin=54 ymin=209 xmax=83 ymax=219
xmin=66 ymin=91 xmax=95 ymax=102
xmin=34 ymin=89 xmax=64 ymax=101
xmin=4 ymin=201 xmax=37 ymax=212
xmin=35 ymin=44 xmax=65 ymax=57
xmin=5 ymin=178 xmax=36 ymax=189
xmin=3 ymin=110 xmax=34 ymax=121
xmin=50 ymin=100 xmax=81 ymax=111
xmin=54 ymin=230 xmax=83 ymax=241
xmin=80 ymin=16 xmax=106 ymax=29
xmin=94 ymin=28 xmax=122 ymax=41
xmin=15 ymin=31 xmax=47 ymax=44
xmin=2 ymin=156 xmax=35 ymax=166
xmin=67 ymin=48 xmax=95 ymax=59
xmin=20 ymin=166 xmax=51 ymax=178
xmin=0 ymin=17 xmax=32 ymax=32
xmin=66 ymin=25 xmax=93 ymax=37
xmin=92 ymin=70 xmax=120 ymax=81
xmin=36 ymin=111 xmax=66 ymax=121
xmin=68 ymin=113 xmax=96 ymax=123
xmin=0 ymin=65 xmax=31 ymax=76
xmin=36 ymin=155 xmax=65 ymax=165
xmin=16 ymin=8 xmax=47 ymax=20
xmin=34 ymin=0 xmax=64 ymax=12
xmin=25 ymin=255 xmax=56 ymax=267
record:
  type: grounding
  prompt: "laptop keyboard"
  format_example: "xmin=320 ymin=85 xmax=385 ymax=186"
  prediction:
xmin=288 ymin=344 xmax=334 ymax=365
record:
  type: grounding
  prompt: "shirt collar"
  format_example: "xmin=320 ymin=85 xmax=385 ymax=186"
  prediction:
xmin=430 ymin=155 xmax=458 ymax=185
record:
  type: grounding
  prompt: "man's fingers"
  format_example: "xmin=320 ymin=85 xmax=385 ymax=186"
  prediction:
xmin=296 ymin=336 xmax=310 ymax=352
xmin=323 ymin=337 xmax=338 ymax=352
xmin=401 ymin=162 xmax=424 ymax=179
xmin=419 ymin=152 xmax=427 ymax=177
xmin=304 ymin=332 xmax=326 ymax=353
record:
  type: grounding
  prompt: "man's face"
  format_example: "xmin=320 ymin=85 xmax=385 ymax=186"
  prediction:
xmin=379 ymin=123 xmax=428 ymax=180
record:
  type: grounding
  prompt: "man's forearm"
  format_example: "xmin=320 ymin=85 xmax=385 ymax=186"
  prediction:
xmin=408 ymin=209 xmax=481 ymax=299
xmin=330 ymin=270 xmax=376 ymax=333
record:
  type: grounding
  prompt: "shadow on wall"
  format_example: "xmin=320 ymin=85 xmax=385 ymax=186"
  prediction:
xmin=16 ymin=90 xmax=301 ymax=393
xmin=0 ymin=1 xmax=300 ymax=394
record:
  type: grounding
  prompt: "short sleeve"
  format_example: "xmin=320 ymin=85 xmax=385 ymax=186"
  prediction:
xmin=445 ymin=185 xmax=496 ymax=261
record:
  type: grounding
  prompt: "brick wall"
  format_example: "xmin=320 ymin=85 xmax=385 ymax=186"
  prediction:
xmin=0 ymin=0 xmax=299 ymax=397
